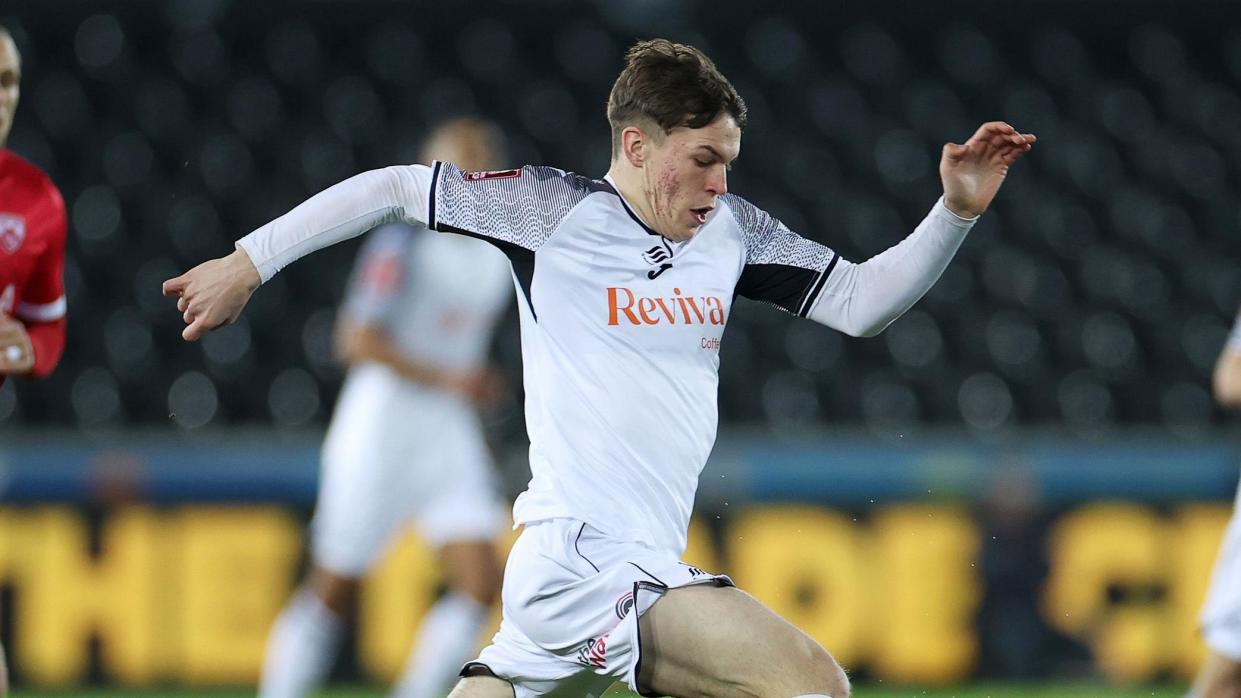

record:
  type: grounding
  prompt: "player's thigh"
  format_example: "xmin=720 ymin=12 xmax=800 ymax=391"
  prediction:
xmin=639 ymin=584 xmax=849 ymax=698
xmin=447 ymin=676 xmax=516 ymax=698
xmin=1191 ymin=651 xmax=1241 ymax=698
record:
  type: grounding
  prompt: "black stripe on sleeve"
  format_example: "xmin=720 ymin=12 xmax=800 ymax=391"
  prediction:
xmin=736 ymin=264 xmax=820 ymax=314
xmin=427 ymin=160 xmax=442 ymax=230
xmin=796 ymin=252 xmax=840 ymax=318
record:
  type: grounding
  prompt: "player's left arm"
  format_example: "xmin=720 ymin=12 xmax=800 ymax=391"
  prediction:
xmin=821 ymin=122 xmax=1035 ymax=335
xmin=0 ymin=185 xmax=68 ymax=377
xmin=761 ymin=122 xmax=1034 ymax=337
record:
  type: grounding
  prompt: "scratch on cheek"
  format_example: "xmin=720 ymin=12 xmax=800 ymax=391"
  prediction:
xmin=657 ymin=167 xmax=679 ymax=217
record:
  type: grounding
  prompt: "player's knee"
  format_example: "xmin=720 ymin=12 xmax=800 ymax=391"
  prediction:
xmin=474 ymin=576 xmax=502 ymax=606
xmin=821 ymin=658 xmax=851 ymax=698
xmin=743 ymin=634 xmax=848 ymax=698
xmin=1215 ymin=661 xmax=1241 ymax=693
xmin=446 ymin=675 xmax=515 ymax=697
xmin=453 ymin=561 xmax=502 ymax=606
xmin=307 ymin=568 xmax=359 ymax=615
xmin=791 ymin=635 xmax=849 ymax=698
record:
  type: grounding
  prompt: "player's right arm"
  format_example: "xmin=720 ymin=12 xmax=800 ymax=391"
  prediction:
xmin=163 ymin=165 xmax=433 ymax=341
xmin=1213 ymin=312 xmax=1241 ymax=408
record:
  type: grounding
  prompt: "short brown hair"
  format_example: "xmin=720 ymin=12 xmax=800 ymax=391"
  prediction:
xmin=607 ymin=39 xmax=747 ymax=155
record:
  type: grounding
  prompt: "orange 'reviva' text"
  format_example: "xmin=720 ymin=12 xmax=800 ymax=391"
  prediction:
xmin=607 ymin=287 xmax=725 ymax=326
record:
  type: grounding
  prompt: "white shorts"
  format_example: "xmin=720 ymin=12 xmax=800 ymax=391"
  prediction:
xmin=1201 ymin=484 xmax=1241 ymax=661
xmin=311 ymin=366 xmax=507 ymax=575
xmin=462 ymin=518 xmax=731 ymax=697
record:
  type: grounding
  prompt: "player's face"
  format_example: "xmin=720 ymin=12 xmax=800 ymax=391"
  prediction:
xmin=643 ymin=114 xmax=740 ymax=241
xmin=0 ymin=34 xmax=19 ymax=148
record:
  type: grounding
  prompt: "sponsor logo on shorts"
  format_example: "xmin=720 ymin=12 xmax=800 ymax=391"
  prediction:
xmin=576 ymin=636 xmax=608 ymax=669
xmin=615 ymin=591 xmax=635 ymax=620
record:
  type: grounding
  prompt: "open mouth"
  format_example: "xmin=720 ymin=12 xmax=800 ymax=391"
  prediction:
xmin=691 ymin=207 xmax=713 ymax=225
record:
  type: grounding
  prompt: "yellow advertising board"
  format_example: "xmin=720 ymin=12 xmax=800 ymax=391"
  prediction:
xmin=0 ymin=502 xmax=1228 ymax=686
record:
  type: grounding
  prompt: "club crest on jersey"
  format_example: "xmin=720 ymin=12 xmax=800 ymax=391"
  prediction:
xmin=642 ymin=242 xmax=674 ymax=280
xmin=463 ymin=169 xmax=522 ymax=182
xmin=642 ymin=245 xmax=670 ymax=266
xmin=0 ymin=214 xmax=25 ymax=255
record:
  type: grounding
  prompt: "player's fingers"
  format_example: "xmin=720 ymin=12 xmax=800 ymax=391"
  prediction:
xmin=177 ymin=295 xmax=189 ymax=313
xmin=942 ymin=142 xmax=967 ymax=161
xmin=966 ymin=121 xmax=1013 ymax=143
xmin=182 ymin=317 xmax=209 ymax=342
xmin=183 ymin=307 xmax=195 ymax=324
xmin=1000 ymin=141 xmax=1034 ymax=162
xmin=162 ymin=275 xmax=188 ymax=297
xmin=999 ymin=138 xmax=1034 ymax=155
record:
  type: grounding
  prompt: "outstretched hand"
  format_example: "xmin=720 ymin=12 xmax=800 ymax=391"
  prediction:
xmin=162 ymin=249 xmax=262 ymax=341
xmin=940 ymin=121 xmax=1036 ymax=219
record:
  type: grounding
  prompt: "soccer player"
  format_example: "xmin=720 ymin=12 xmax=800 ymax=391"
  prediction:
xmin=0 ymin=25 xmax=69 ymax=698
xmin=165 ymin=39 xmax=1035 ymax=698
xmin=259 ymin=117 xmax=514 ymax=698
xmin=1192 ymin=312 xmax=1241 ymax=698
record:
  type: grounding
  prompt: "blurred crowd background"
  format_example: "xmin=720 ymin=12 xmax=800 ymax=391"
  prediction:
xmin=2 ymin=0 xmax=1240 ymax=693
xmin=3 ymin=0 xmax=1240 ymax=439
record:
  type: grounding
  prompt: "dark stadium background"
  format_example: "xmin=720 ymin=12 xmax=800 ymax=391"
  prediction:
xmin=1 ymin=0 xmax=1239 ymax=695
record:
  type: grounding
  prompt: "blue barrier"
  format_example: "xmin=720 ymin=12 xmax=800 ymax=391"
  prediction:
xmin=0 ymin=431 xmax=1237 ymax=504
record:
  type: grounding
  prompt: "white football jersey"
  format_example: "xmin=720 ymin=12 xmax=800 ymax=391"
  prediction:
xmin=238 ymin=161 xmax=975 ymax=556
xmin=428 ymin=163 xmax=838 ymax=553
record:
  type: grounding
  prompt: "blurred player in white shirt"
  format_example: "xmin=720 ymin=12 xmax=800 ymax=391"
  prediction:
xmin=168 ymin=40 xmax=1034 ymax=698
xmin=1192 ymin=311 xmax=1241 ymax=698
xmin=258 ymin=118 xmax=514 ymax=698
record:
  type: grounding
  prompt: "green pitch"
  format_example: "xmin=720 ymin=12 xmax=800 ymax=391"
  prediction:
xmin=8 ymin=684 xmax=1186 ymax=697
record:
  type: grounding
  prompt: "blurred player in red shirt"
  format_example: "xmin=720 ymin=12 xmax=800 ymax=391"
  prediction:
xmin=0 ymin=25 xmax=67 ymax=394
xmin=0 ymin=24 xmax=67 ymax=697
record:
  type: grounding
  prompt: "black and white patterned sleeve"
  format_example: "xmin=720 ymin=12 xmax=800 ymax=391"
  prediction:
xmin=726 ymin=194 xmax=839 ymax=318
xmin=428 ymin=162 xmax=594 ymax=254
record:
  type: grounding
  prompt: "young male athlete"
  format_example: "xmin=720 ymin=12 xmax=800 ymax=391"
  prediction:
xmin=166 ymin=39 xmax=1035 ymax=698
xmin=1192 ymin=311 xmax=1241 ymax=698
xmin=258 ymin=118 xmax=513 ymax=698
xmin=0 ymin=25 xmax=69 ymax=698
